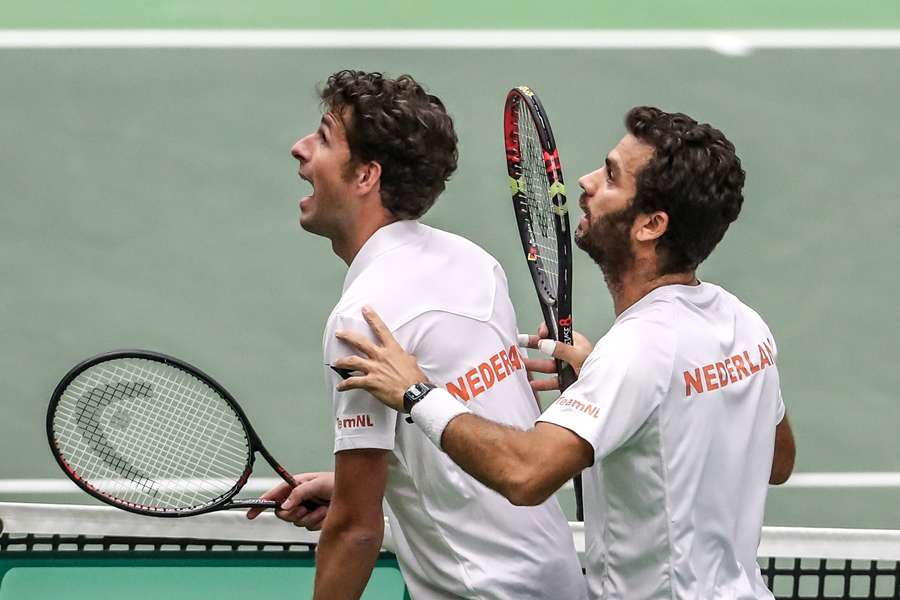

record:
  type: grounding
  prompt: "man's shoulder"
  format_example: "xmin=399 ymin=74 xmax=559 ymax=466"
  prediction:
xmin=337 ymin=224 xmax=506 ymax=328
xmin=704 ymin=282 xmax=775 ymax=337
xmin=422 ymin=224 xmax=502 ymax=267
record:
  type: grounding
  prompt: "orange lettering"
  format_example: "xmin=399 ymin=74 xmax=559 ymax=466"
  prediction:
xmin=758 ymin=344 xmax=772 ymax=369
xmin=508 ymin=345 xmax=523 ymax=370
xmin=490 ymin=353 xmax=507 ymax=381
xmin=744 ymin=350 xmax=760 ymax=374
xmin=684 ymin=368 xmax=704 ymax=397
xmin=764 ymin=339 xmax=776 ymax=364
xmin=715 ymin=362 xmax=729 ymax=388
xmin=446 ymin=377 xmax=470 ymax=402
xmin=499 ymin=350 xmax=513 ymax=374
xmin=724 ymin=358 xmax=738 ymax=383
xmin=466 ymin=368 xmax=484 ymax=397
xmin=478 ymin=362 xmax=496 ymax=390
xmin=732 ymin=355 xmax=750 ymax=379
xmin=703 ymin=364 xmax=719 ymax=390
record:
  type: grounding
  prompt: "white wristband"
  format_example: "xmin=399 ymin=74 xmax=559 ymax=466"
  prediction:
xmin=409 ymin=388 xmax=471 ymax=448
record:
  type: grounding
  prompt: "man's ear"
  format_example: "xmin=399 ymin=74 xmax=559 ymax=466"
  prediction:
xmin=634 ymin=210 xmax=669 ymax=242
xmin=356 ymin=161 xmax=382 ymax=195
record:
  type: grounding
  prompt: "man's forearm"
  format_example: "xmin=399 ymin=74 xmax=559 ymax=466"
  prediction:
xmin=439 ymin=413 xmax=553 ymax=506
xmin=313 ymin=519 xmax=384 ymax=600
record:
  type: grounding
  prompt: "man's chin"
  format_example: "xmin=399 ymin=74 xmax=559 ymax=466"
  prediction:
xmin=574 ymin=232 xmax=593 ymax=255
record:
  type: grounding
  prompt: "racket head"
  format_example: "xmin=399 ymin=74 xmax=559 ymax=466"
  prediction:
xmin=47 ymin=350 xmax=260 ymax=517
xmin=504 ymin=86 xmax=574 ymax=349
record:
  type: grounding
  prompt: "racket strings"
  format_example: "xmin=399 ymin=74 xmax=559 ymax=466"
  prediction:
xmin=53 ymin=358 xmax=251 ymax=511
xmin=516 ymin=102 xmax=560 ymax=300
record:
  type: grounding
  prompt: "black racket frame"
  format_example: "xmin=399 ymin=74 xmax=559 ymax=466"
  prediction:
xmin=504 ymin=86 xmax=584 ymax=519
xmin=47 ymin=349 xmax=300 ymax=518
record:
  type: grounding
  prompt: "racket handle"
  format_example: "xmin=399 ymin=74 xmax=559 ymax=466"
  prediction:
xmin=556 ymin=359 xmax=584 ymax=521
xmin=273 ymin=465 xmax=329 ymax=511
xmin=573 ymin=474 xmax=584 ymax=521
xmin=557 ymin=359 xmax=578 ymax=392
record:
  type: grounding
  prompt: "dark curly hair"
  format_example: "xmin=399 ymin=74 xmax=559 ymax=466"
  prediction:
xmin=320 ymin=70 xmax=458 ymax=219
xmin=625 ymin=106 xmax=746 ymax=274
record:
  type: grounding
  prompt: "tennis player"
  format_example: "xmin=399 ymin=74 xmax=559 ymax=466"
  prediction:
xmin=332 ymin=107 xmax=797 ymax=599
xmin=248 ymin=71 xmax=587 ymax=600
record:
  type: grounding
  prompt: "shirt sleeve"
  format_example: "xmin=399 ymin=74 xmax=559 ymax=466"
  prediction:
xmin=537 ymin=318 xmax=675 ymax=462
xmin=775 ymin=388 xmax=786 ymax=424
xmin=324 ymin=312 xmax=397 ymax=453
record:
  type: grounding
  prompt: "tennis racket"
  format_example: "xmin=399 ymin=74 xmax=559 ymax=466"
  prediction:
xmin=47 ymin=350 xmax=319 ymax=517
xmin=503 ymin=85 xmax=583 ymax=520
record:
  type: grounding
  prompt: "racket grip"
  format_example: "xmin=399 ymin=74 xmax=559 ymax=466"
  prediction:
xmin=557 ymin=359 xmax=578 ymax=392
xmin=274 ymin=465 xmax=329 ymax=511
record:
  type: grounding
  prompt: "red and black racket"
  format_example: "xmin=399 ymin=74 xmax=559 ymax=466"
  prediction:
xmin=47 ymin=350 xmax=318 ymax=517
xmin=504 ymin=85 xmax=583 ymax=520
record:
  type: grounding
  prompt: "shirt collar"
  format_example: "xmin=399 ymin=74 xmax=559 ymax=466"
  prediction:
xmin=343 ymin=220 xmax=427 ymax=293
xmin=615 ymin=281 xmax=710 ymax=322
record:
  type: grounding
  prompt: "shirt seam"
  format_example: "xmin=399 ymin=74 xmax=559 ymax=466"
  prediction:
xmin=659 ymin=333 xmax=678 ymax=600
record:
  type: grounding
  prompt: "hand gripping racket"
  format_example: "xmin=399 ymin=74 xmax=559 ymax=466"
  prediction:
xmin=47 ymin=350 xmax=319 ymax=517
xmin=504 ymin=85 xmax=584 ymax=520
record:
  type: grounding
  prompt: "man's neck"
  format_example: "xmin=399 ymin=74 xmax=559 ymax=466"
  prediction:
xmin=608 ymin=261 xmax=697 ymax=316
xmin=332 ymin=211 xmax=399 ymax=266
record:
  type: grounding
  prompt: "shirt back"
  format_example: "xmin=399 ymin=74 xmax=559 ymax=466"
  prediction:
xmin=539 ymin=283 xmax=784 ymax=599
xmin=323 ymin=221 xmax=587 ymax=600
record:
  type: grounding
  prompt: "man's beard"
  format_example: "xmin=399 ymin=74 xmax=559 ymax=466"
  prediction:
xmin=574 ymin=205 xmax=637 ymax=288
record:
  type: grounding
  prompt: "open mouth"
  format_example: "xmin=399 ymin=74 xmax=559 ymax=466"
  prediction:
xmin=298 ymin=171 xmax=314 ymax=206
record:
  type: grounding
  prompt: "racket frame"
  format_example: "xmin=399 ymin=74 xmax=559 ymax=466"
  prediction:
xmin=504 ymin=86 xmax=577 ymax=390
xmin=47 ymin=349 xmax=297 ymax=518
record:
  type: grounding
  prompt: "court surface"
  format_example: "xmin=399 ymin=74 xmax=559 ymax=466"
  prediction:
xmin=1 ymin=2 xmax=899 ymax=531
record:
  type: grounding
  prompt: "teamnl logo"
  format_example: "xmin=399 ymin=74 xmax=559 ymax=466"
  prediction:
xmin=336 ymin=414 xmax=375 ymax=430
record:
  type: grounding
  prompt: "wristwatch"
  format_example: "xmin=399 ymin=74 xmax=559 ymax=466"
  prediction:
xmin=403 ymin=382 xmax=437 ymax=414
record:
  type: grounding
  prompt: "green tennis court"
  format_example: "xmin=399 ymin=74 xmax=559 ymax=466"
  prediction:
xmin=0 ymin=0 xmax=897 ymax=558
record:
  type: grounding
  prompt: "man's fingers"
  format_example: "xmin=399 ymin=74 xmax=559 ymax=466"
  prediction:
xmin=336 ymin=375 xmax=371 ymax=393
xmin=259 ymin=481 xmax=292 ymax=501
xmin=530 ymin=376 xmax=560 ymax=392
xmin=537 ymin=322 xmax=550 ymax=339
xmin=534 ymin=338 xmax=585 ymax=371
xmin=361 ymin=305 xmax=399 ymax=348
xmin=518 ymin=334 xmax=544 ymax=350
xmin=332 ymin=355 xmax=371 ymax=375
xmin=295 ymin=505 xmax=328 ymax=530
xmin=335 ymin=329 xmax=380 ymax=357
xmin=524 ymin=357 xmax=558 ymax=374
xmin=247 ymin=480 xmax=293 ymax=519
xmin=281 ymin=485 xmax=313 ymax=511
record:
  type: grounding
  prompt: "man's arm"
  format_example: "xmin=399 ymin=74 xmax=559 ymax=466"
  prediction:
xmin=332 ymin=306 xmax=593 ymax=506
xmin=770 ymin=415 xmax=795 ymax=485
xmin=313 ymin=449 xmax=389 ymax=600
xmin=440 ymin=416 xmax=593 ymax=506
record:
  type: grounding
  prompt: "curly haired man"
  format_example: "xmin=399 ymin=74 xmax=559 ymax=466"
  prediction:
xmin=248 ymin=71 xmax=588 ymax=600
xmin=333 ymin=107 xmax=797 ymax=599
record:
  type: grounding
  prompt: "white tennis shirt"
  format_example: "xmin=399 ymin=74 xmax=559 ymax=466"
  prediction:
xmin=538 ymin=283 xmax=783 ymax=599
xmin=323 ymin=221 xmax=587 ymax=600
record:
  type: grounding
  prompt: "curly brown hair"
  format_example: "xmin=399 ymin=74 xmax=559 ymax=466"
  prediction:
xmin=625 ymin=106 xmax=746 ymax=274
xmin=320 ymin=70 xmax=458 ymax=219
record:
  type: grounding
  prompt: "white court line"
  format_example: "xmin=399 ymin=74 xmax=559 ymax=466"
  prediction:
xmin=2 ymin=473 xmax=900 ymax=494
xmin=0 ymin=30 xmax=899 ymax=52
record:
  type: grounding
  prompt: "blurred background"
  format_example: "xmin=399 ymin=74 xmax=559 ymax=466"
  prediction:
xmin=1 ymin=0 xmax=898 ymax=528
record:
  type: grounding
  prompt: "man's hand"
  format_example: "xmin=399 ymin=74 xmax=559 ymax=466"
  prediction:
xmin=333 ymin=306 xmax=427 ymax=411
xmin=520 ymin=323 xmax=594 ymax=392
xmin=246 ymin=471 xmax=333 ymax=530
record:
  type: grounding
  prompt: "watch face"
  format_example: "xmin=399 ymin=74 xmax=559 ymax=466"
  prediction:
xmin=404 ymin=383 xmax=435 ymax=413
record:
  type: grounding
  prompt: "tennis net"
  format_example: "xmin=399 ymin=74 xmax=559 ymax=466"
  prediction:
xmin=2 ymin=503 xmax=899 ymax=599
